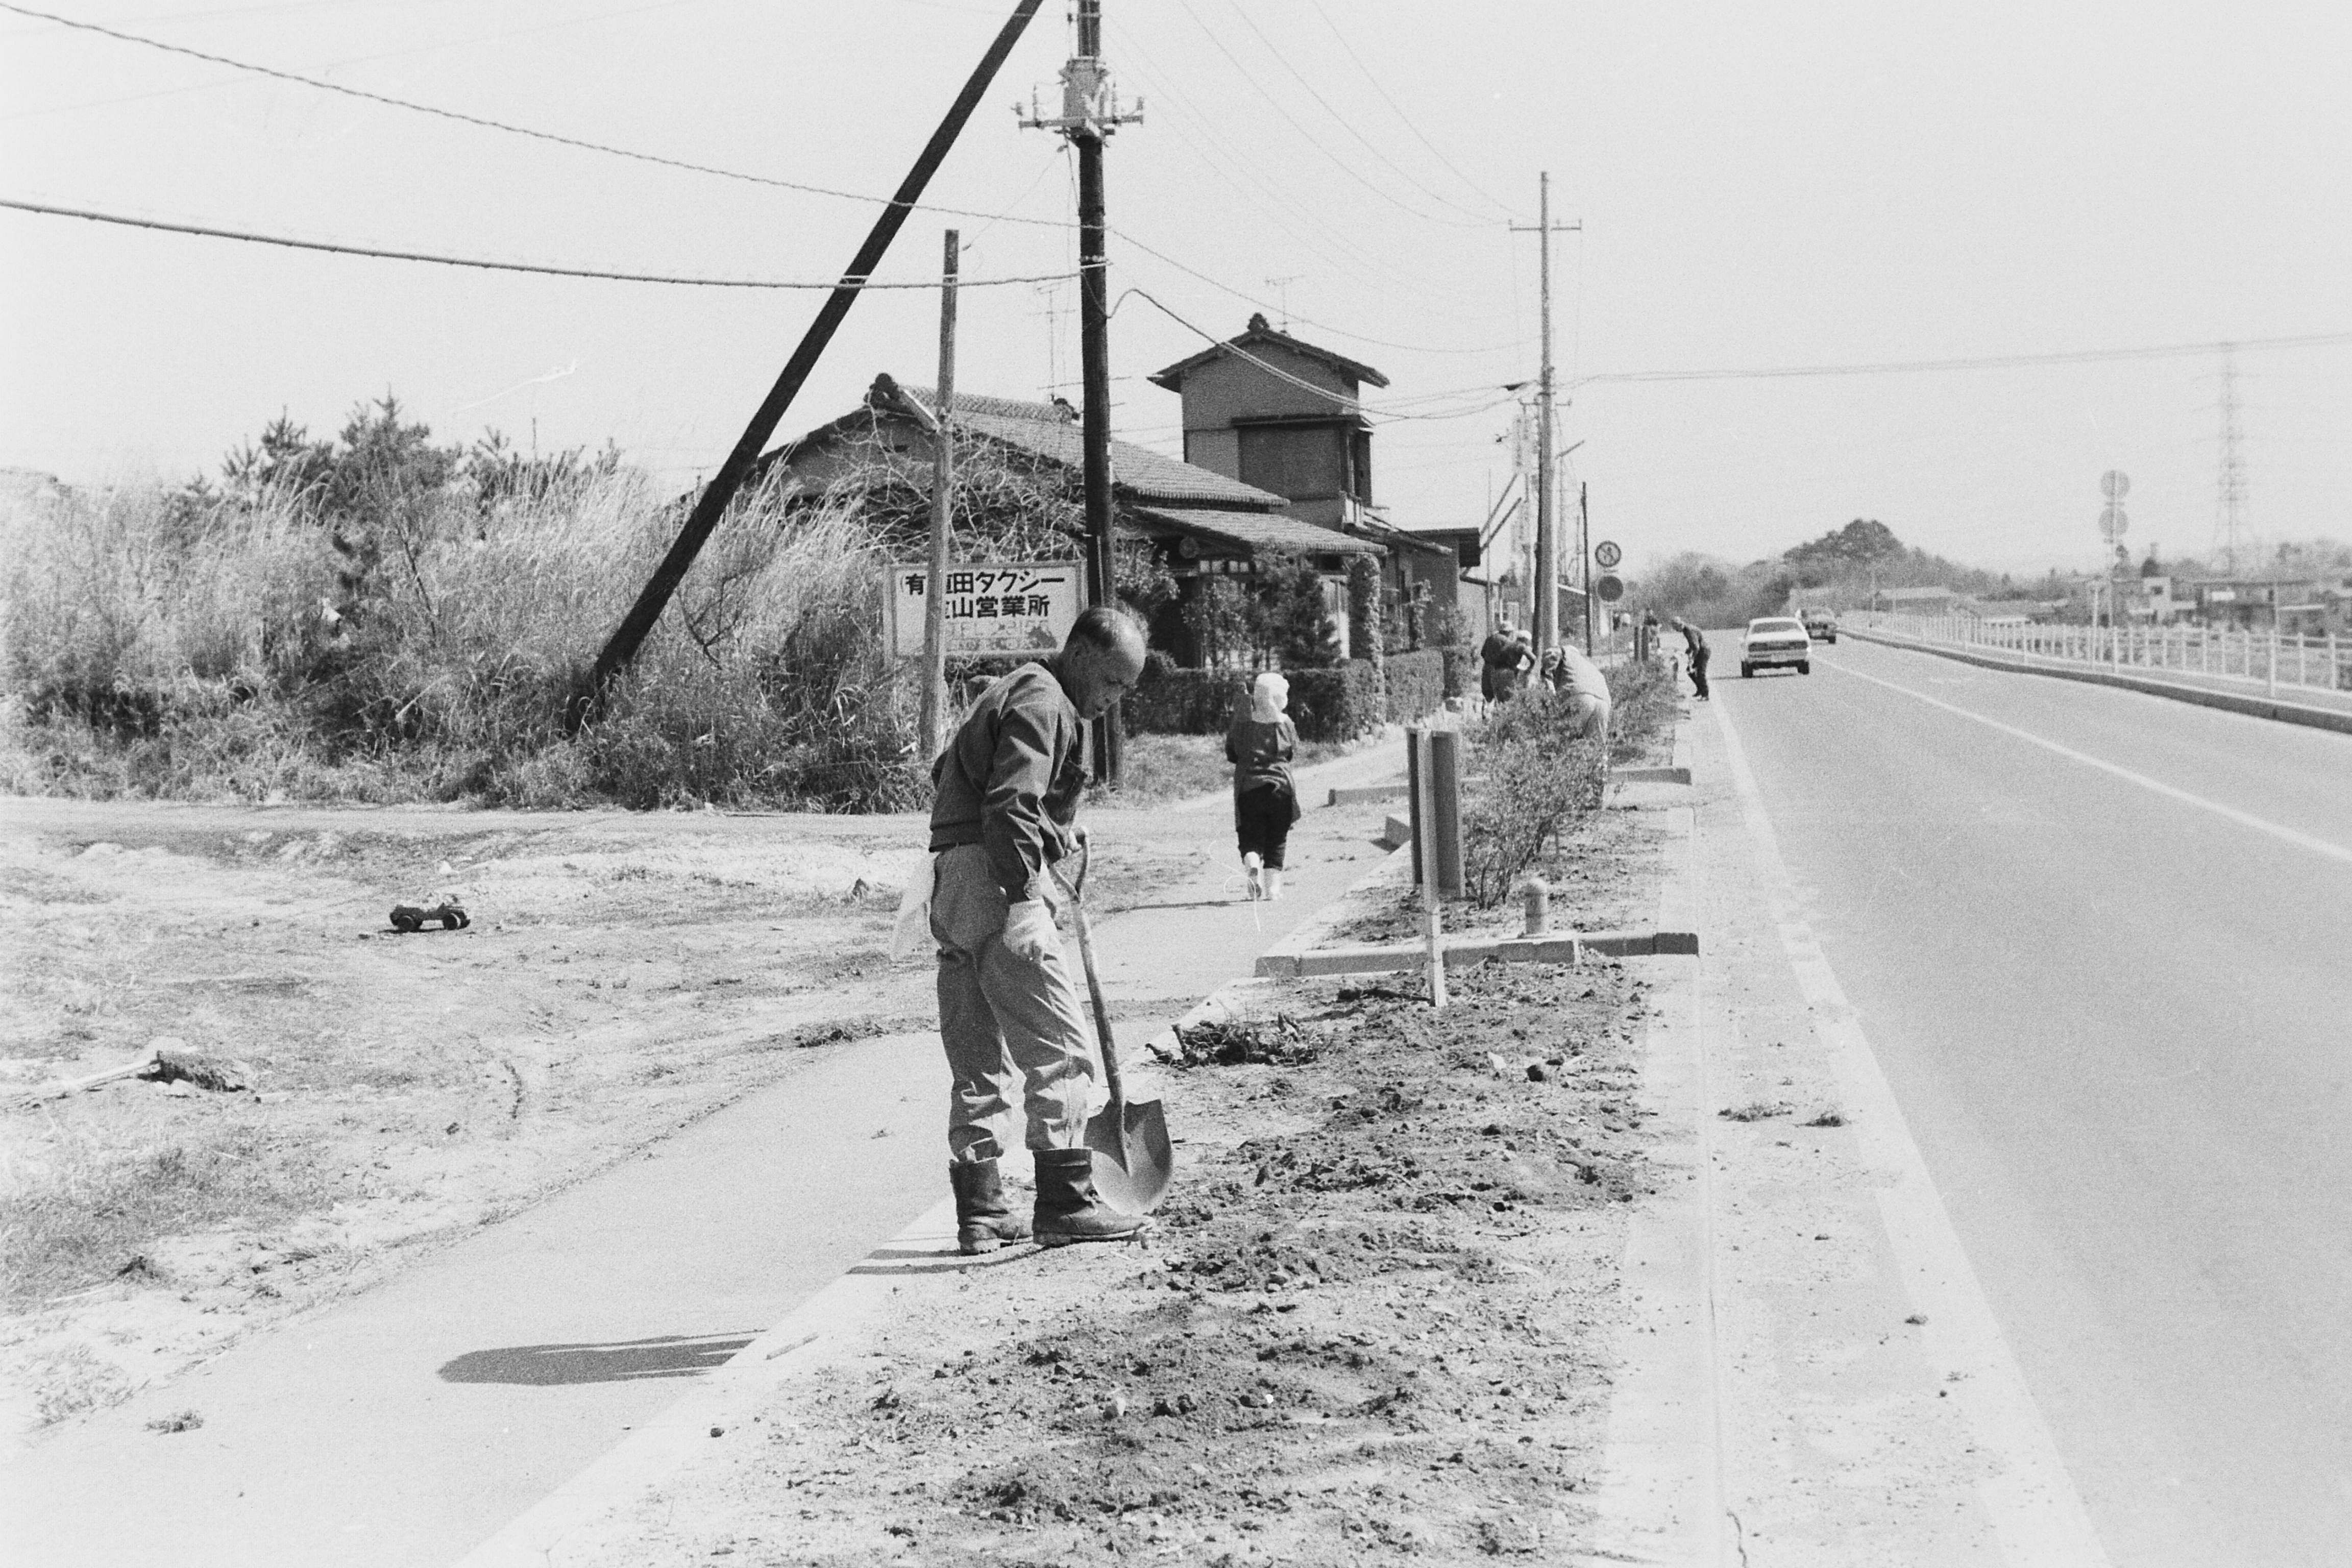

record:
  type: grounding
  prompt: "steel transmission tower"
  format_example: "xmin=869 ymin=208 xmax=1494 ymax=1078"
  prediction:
xmin=2215 ymin=348 xmax=2247 ymax=574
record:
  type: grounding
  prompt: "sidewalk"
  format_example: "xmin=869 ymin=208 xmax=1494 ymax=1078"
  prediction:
xmin=0 ymin=742 xmax=1409 ymax=1568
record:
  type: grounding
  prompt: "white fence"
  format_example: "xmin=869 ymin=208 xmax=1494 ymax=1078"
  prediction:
xmin=1860 ymin=612 xmax=2352 ymax=698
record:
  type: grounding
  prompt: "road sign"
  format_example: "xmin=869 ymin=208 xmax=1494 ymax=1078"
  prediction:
xmin=1595 ymin=574 xmax=1624 ymax=603
xmin=2098 ymin=503 xmax=2129 ymax=543
xmin=2100 ymin=470 xmax=2130 ymax=501
xmin=888 ymin=560 xmax=1082 ymax=658
xmin=1592 ymin=540 xmax=1622 ymax=570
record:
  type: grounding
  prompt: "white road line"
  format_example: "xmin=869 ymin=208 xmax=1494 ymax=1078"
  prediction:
xmin=1827 ymin=656 xmax=2352 ymax=867
xmin=1712 ymin=699 xmax=2114 ymax=1568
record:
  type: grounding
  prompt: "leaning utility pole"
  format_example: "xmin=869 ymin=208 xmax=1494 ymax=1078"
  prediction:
xmin=921 ymin=230 xmax=961 ymax=762
xmin=586 ymin=1 xmax=1042 ymax=708
xmin=1021 ymin=0 xmax=1141 ymax=784
xmin=1512 ymin=175 xmax=1580 ymax=654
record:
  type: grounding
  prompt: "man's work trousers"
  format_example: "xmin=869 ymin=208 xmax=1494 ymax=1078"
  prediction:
xmin=1688 ymin=649 xmax=1711 ymax=699
xmin=928 ymin=843 xmax=1097 ymax=1165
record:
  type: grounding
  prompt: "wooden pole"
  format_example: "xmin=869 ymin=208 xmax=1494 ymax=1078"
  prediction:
xmin=920 ymin=230 xmax=960 ymax=762
xmin=586 ymin=0 xmax=1042 ymax=705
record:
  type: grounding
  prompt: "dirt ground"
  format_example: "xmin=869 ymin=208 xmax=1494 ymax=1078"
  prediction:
xmin=0 ymin=800 xmax=1201 ymax=1442
xmin=558 ymin=810 xmax=1676 ymax=1566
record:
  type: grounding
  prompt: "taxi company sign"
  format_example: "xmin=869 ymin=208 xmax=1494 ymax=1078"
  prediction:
xmin=889 ymin=561 xmax=1083 ymax=659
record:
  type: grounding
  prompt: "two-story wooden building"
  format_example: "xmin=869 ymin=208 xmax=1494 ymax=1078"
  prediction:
xmin=1148 ymin=315 xmax=1469 ymax=646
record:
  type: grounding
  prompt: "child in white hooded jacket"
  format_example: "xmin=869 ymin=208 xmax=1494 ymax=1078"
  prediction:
xmin=1224 ymin=671 xmax=1301 ymax=899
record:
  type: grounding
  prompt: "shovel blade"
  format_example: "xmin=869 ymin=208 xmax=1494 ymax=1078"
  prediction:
xmin=1084 ymin=1095 xmax=1173 ymax=1214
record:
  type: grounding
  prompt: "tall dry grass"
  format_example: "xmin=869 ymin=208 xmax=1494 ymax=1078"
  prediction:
xmin=0 ymin=470 xmax=923 ymax=810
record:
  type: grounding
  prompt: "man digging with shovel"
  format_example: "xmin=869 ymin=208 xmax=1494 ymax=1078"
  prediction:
xmin=927 ymin=606 xmax=1152 ymax=1254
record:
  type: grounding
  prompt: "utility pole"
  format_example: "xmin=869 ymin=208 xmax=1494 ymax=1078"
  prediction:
xmin=1021 ymin=0 xmax=1142 ymax=785
xmin=586 ymin=0 xmax=1042 ymax=705
xmin=921 ymin=230 xmax=960 ymax=762
xmin=1579 ymin=480 xmax=1593 ymax=649
xmin=1512 ymin=175 xmax=1580 ymax=654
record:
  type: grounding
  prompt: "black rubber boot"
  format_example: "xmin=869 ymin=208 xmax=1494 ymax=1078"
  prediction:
xmin=1033 ymin=1147 xmax=1147 ymax=1247
xmin=950 ymin=1159 xmax=1030 ymax=1255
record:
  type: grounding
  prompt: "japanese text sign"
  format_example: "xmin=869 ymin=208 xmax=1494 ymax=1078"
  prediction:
xmin=889 ymin=560 xmax=1083 ymax=659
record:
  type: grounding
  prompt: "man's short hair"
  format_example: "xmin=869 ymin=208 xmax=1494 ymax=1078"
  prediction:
xmin=1066 ymin=604 xmax=1146 ymax=656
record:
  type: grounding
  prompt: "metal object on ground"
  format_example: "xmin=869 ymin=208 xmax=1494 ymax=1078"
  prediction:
xmin=389 ymin=902 xmax=470 ymax=933
xmin=1055 ymin=832 xmax=1172 ymax=1213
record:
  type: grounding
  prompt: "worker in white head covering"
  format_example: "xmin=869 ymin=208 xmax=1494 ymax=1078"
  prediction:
xmin=1224 ymin=670 xmax=1302 ymax=899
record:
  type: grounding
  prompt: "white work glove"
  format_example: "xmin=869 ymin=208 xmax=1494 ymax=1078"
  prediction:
xmin=1001 ymin=899 xmax=1061 ymax=963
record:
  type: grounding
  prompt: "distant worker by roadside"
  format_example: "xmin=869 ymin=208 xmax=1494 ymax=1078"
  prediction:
xmin=1638 ymin=609 xmax=1661 ymax=663
xmin=1671 ymin=618 xmax=1711 ymax=701
xmin=1226 ymin=670 xmax=1301 ymax=901
xmin=1552 ymin=642 xmax=1613 ymax=740
xmin=1479 ymin=624 xmax=1535 ymax=702
xmin=926 ymin=606 xmax=1149 ymax=1253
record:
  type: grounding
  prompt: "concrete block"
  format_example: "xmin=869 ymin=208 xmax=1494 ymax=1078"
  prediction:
xmin=1327 ymin=782 xmax=1409 ymax=806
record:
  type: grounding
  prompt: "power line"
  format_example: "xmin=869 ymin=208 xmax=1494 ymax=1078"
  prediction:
xmin=10 ymin=0 xmax=1527 ymax=364
xmin=1303 ymin=0 xmax=1515 ymax=220
xmin=1168 ymin=0 xmax=1488 ymax=232
xmin=1104 ymin=17 xmax=1494 ymax=312
xmin=1576 ymin=330 xmax=2352 ymax=386
xmin=1111 ymin=227 xmax=1523 ymax=356
xmin=0 ymin=195 xmax=1076 ymax=289
xmin=1221 ymin=1 xmax=1498 ymax=226
xmin=0 ymin=1 xmax=1067 ymax=229
xmin=1124 ymin=287 xmax=1518 ymax=423
xmin=0 ymin=0 xmax=714 ymax=125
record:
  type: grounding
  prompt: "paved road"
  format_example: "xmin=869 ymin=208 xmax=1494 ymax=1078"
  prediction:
xmin=1716 ymin=639 xmax=2352 ymax=1567
xmin=0 ymin=748 xmax=1404 ymax=1568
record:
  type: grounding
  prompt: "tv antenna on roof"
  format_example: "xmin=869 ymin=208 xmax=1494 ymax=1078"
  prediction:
xmin=1263 ymin=275 xmax=1304 ymax=330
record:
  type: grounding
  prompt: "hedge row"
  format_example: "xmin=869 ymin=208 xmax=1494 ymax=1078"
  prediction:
xmin=1383 ymin=648 xmax=1448 ymax=722
xmin=1123 ymin=658 xmax=1386 ymax=743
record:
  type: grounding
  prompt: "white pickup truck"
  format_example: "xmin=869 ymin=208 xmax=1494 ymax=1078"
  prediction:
xmin=1741 ymin=617 xmax=1812 ymax=677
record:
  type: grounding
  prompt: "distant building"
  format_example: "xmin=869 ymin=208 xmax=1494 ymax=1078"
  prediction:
xmin=1148 ymin=315 xmax=1465 ymax=648
xmin=2184 ymin=574 xmax=2352 ymax=633
xmin=755 ymin=378 xmax=1381 ymax=662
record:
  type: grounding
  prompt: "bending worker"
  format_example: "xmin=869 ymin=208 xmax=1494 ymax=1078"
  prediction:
xmin=927 ymin=606 xmax=1150 ymax=1254
xmin=1671 ymin=618 xmax=1711 ymax=701
xmin=1553 ymin=642 xmax=1613 ymax=741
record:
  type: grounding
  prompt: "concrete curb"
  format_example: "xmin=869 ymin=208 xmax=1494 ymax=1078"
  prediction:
xmin=1258 ymin=928 xmax=1698 ymax=979
xmin=1250 ymin=841 xmax=1698 ymax=979
xmin=1847 ymin=627 xmax=2352 ymax=737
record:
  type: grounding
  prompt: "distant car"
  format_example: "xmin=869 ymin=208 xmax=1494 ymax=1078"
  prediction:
xmin=1742 ymin=617 xmax=1812 ymax=677
xmin=1800 ymin=608 xmax=1839 ymax=644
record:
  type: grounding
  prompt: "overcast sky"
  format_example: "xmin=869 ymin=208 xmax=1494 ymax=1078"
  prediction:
xmin=4 ymin=0 xmax=2347 ymax=578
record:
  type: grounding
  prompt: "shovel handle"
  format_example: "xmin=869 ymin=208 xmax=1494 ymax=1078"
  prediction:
xmin=1057 ymin=834 xmax=1125 ymax=1108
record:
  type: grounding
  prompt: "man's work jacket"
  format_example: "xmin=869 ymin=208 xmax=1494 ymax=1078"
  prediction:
xmin=928 ymin=660 xmax=1087 ymax=905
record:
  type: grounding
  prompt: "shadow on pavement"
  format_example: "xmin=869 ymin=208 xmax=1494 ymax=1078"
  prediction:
xmin=437 ymin=1331 xmax=756 ymax=1385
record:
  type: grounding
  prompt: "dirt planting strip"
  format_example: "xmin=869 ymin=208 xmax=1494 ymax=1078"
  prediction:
xmin=562 ymin=952 xmax=1669 ymax=1567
